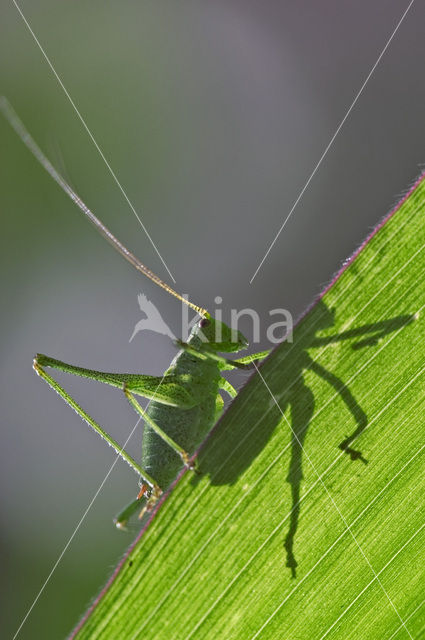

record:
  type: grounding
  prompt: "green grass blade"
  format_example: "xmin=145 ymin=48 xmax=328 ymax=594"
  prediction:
xmin=72 ymin=173 xmax=425 ymax=640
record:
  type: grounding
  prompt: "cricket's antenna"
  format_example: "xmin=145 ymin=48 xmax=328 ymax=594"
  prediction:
xmin=0 ymin=98 xmax=208 ymax=318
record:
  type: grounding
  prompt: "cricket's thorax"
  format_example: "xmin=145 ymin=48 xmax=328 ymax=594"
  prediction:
xmin=142 ymin=326 xmax=222 ymax=489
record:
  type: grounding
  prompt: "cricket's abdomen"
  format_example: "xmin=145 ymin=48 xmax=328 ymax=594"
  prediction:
xmin=142 ymin=402 xmax=201 ymax=488
xmin=142 ymin=348 xmax=221 ymax=489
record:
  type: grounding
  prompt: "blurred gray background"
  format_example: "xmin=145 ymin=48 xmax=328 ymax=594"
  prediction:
xmin=1 ymin=1 xmax=424 ymax=638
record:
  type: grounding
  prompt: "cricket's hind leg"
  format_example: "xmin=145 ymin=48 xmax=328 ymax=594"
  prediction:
xmin=33 ymin=354 xmax=162 ymax=494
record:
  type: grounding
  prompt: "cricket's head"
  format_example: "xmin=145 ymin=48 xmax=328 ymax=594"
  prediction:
xmin=196 ymin=314 xmax=248 ymax=353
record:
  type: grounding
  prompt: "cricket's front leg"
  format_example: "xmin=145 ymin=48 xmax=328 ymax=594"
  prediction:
xmin=114 ymin=497 xmax=142 ymax=530
xmin=219 ymin=377 xmax=237 ymax=399
xmin=176 ymin=341 xmax=271 ymax=371
xmin=176 ymin=340 xmax=261 ymax=370
xmin=114 ymin=484 xmax=162 ymax=530
xmin=33 ymin=355 xmax=163 ymax=493
xmin=229 ymin=349 xmax=271 ymax=368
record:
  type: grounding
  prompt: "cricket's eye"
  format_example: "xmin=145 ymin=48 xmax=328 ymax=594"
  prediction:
xmin=199 ymin=318 xmax=210 ymax=328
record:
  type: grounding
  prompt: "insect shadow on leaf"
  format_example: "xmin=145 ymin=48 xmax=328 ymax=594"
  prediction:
xmin=1 ymin=100 xmax=415 ymax=576
xmin=196 ymin=300 xmax=414 ymax=578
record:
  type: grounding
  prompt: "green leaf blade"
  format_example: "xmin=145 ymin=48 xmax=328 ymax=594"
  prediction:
xmin=73 ymin=174 xmax=425 ymax=640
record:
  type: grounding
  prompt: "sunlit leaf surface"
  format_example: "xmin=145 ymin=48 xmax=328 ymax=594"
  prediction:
xmin=73 ymin=174 xmax=425 ymax=640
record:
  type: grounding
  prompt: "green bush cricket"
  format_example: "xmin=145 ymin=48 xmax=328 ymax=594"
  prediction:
xmin=1 ymin=99 xmax=270 ymax=528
